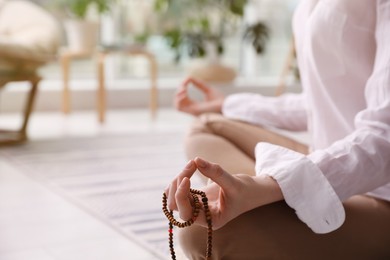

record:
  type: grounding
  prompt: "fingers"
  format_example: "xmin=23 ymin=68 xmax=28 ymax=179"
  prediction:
xmin=176 ymin=177 xmax=194 ymax=221
xmin=194 ymin=157 xmax=235 ymax=190
xmin=166 ymin=160 xmax=197 ymax=211
xmin=174 ymin=91 xmax=187 ymax=110
xmin=182 ymin=77 xmax=210 ymax=93
xmin=174 ymin=89 xmax=200 ymax=115
xmin=176 ymin=85 xmax=188 ymax=96
xmin=175 ymin=90 xmax=189 ymax=104
xmin=174 ymin=82 xmax=192 ymax=111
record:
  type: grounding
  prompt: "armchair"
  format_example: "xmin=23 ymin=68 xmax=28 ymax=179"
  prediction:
xmin=0 ymin=0 xmax=61 ymax=145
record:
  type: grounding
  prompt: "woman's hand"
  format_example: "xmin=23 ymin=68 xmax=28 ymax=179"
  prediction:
xmin=164 ymin=157 xmax=283 ymax=230
xmin=174 ymin=77 xmax=225 ymax=116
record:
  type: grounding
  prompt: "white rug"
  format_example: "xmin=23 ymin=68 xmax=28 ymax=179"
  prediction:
xmin=1 ymin=132 xmax=201 ymax=259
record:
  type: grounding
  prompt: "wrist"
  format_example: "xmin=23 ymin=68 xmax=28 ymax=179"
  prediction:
xmin=244 ymin=175 xmax=283 ymax=212
xmin=214 ymin=98 xmax=224 ymax=113
xmin=218 ymin=98 xmax=225 ymax=114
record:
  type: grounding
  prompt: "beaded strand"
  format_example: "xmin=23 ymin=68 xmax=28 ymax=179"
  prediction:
xmin=162 ymin=188 xmax=213 ymax=259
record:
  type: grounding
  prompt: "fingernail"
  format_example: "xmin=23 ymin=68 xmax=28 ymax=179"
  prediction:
xmin=185 ymin=160 xmax=193 ymax=169
xmin=179 ymin=177 xmax=190 ymax=190
xmin=196 ymin=157 xmax=207 ymax=168
xmin=182 ymin=177 xmax=189 ymax=185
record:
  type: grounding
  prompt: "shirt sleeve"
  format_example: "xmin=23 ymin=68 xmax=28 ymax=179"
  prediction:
xmin=256 ymin=1 xmax=390 ymax=234
xmin=222 ymin=92 xmax=308 ymax=131
xmin=255 ymin=143 xmax=345 ymax=234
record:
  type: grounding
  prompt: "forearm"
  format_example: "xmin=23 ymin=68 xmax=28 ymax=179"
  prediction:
xmin=241 ymin=175 xmax=284 ymax=213
xmin=198 ymin=98 xmax=224 ymax=115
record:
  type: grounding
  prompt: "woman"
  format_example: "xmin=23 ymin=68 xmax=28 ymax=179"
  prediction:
xmin=165 ymin=0 xmax=390 ymax=259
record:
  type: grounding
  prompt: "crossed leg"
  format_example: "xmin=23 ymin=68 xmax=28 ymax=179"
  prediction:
xmin=179 ymin=113 xmax=390 ymax=259
xmin=184 ymin=113 xmax=308 ymax=182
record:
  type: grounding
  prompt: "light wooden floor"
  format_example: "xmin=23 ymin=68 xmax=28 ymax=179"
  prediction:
xmin=0 ymin=109 xmax=193 ymax=260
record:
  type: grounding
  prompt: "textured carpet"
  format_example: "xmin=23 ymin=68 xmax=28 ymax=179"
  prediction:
xmin=1 ymin=132 xmax=201 ymax=259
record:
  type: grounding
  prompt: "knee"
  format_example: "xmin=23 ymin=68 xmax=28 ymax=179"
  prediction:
xmin=177 ymin=225 xmax=209 ymax=260
xmin=185 ymin=113 xmax=228 ymax=146
xmin=178 ymin=204 xmax=295 ymax=260
xmin=178 ymin=224 xmax=229 ymax=260
xmin=186 ymin=113 xmax=218 ymax=138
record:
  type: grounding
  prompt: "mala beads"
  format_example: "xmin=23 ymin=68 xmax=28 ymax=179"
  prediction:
xmin=162 ymin=188 xmax=213 ymax=260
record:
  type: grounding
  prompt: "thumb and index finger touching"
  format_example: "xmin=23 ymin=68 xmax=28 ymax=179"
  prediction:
xmin=180 ymin=77 xmax=211 ymax=94
xmin=165 ymin=157 xmax=234 ymax=195
xmin=165 ymin=160 xmax=197 ymax=211
xmin=194 ymin=157 xmax=235 ymax=190
xmin=165 ymin=157 xmax=234 ymax=210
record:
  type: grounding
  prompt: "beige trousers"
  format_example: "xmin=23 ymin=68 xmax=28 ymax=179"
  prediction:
xmin=179 ymin=113 xmax=390 ymax=260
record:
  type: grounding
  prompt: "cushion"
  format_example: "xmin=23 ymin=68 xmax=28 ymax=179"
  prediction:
xmin=0 ymin=0 xmax=61 ymax=65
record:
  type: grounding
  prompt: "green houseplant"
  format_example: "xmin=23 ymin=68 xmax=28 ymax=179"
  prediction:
xmin=54 ymin=0 xmax=114 ymax=53
xmin=60 ymin=0 xmax=111 ymax=19
xmin=153 ymin=0 xmax=269 ymax=82
xmin=54 ymin=0 xmax=112 ymax=19
xmin=154 ymin=0 xmax=269 ymax=62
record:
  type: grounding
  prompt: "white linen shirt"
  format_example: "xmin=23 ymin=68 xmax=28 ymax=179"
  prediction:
xmin=222 ymin=0 xmax=390 ymax=234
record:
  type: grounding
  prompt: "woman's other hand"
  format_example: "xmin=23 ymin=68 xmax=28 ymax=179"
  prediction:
xmin=174 ymin=77 xmax=225 ymax=116
xmin=164 ymin=157 xmax=283 ymax=230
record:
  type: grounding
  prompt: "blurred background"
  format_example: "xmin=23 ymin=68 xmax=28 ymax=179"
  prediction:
xmin=0 ymin=0 xmax=301 ymax=259
xmin=1 ymin=0 xmax=300 ymax=114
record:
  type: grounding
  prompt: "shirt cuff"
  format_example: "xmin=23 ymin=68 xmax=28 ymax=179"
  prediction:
xmin=255 ymin=142 xmax=345 ymax=234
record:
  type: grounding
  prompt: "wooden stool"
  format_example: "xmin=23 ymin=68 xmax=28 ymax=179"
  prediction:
xmin=96 ymin=45 xmax=158 ymax=123
xmin=60 ymin=49 xmax=92 ymax=115
xmin=60 ymin=46 xmax=158 ymax=123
